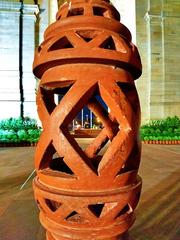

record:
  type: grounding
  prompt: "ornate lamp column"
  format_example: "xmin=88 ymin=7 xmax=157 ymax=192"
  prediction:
xmin=33 ymin=0 xmax=142 ymax=239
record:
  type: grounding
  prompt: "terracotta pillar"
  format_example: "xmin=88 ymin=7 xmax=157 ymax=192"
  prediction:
xmin=33 ymin=0 xmax=142 ymax=239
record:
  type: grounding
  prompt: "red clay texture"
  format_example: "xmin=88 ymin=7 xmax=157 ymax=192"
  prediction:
xmin=33 ymin=0 xmax=142 ymax=239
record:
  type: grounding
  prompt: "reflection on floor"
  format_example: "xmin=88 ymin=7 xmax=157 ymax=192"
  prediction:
xmin=0 ymin=144 xmax=179 ymax=240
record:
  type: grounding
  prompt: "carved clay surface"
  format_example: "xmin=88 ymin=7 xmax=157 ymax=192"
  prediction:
xmin=33 ymin=0 xmax=142 ymax=239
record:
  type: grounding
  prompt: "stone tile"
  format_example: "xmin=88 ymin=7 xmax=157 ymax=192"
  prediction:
xmin=0 ymin=200 xmax=40 ymax=240
xmin=0 ymin=144 xmax=179 ymax=240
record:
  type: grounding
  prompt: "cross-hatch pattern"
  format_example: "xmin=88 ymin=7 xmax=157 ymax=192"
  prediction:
xmin=33 ymin=0 xmax=142 ymax=239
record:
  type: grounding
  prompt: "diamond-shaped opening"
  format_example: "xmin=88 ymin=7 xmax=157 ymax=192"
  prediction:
xmin=69 ymin=106 xmax=97 ymax=152
xmin=76 ymin=30 xmax=100 ymax=43
xmin=67 ymin=7 xmax=84 ymax=17
xmin=39 ymin=142 xmax=76 ymax=177
xmin=93 ymin=6 xmax=107 ymax=16
xmin=69 ymin=94 xmax=108 ymax=139
xmin=88 ymin=203 xmax=105 ymax=217
xmin=40 ymin=84 xmax=74 ymax=115
xmin=85 ymin=94 xmax=119 ymax=170
xmin=99 ymin=36 xmax=116 ymax=50
xmin=48 ymin=36 xmax=74 ymax=51
xmin=115 ymin=204 xmax=132 ymax=219
xmin=66 ymin=92 xmax=119 ymax=172
xmin=70 ymin=106 xmax=96 ymax=131
xmin=58 ymin=85 xmax=120 ymax=175
xmin=45 ymin=199 xmax=61 ymax=212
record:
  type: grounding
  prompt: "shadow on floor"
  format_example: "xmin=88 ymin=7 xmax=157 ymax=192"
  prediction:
xmin=131 ymin=168 xmax=180 ymax=240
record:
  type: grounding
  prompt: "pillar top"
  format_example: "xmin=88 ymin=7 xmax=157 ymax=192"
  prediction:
xmin=57 ymin=0 xmax=119 ymax=21
xmin=33 ymin=0 xmax=142 ymax=80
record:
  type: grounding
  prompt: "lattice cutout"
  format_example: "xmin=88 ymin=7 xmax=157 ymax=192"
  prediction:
xmin=45 ymin=199 xmax=61 ymax=212
xmin=115 ymin=204 xmax=132 ymax=219
xmin=38 ymin=79 xmax=130 ymax=179
xmin=93 ymin=6 xmax=107 ymax=16
xmin=99 ymin=36 xmax=116 ymax=50
xmin=35 ymin=181 xmax=141 ymax=223
xmin=35 ymin=185 xmax=141 ymax=228
xmin=33 ymin=0 xmax=142 ymax=238
xmin=39 ymin=143 xmax=76 ymax=178
xmin=39 ymin=142 xmax=55 ymax=169
xmin=76 ymin=32 xmax=93 ymax=43
xmin=88 ymin=203 xmax=105 ymax=217
xmin=49 ymin=36 xmax=74 ymax=51
xmin=85 ymin=94 xmax=119 ymax=155
xmin=49 ymin=155 xmax=74 ymax=175
xmin=40 ymin=84 xmax=74 ymax=114
xmin=67 ymin=7 xmax=84 ymax=17
xmin=76 ymin=30 xmax=101 ymax=43
xmin=59 ymin=88 xmax=120 ymax=174
xmin=37 ymin=77 xmax=136 ymax=181
xmin=65 ymin=211 xmax=81 ymax=222
xmin=40 ymin=87 xmax=56 ymax=115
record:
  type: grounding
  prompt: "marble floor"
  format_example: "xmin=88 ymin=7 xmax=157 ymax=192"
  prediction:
xmin=0 ymin=143 xmax=179 ymax=240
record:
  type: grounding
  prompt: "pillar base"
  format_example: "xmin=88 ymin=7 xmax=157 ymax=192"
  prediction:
xmin=34 ymin=177 xmax=140 ymax=240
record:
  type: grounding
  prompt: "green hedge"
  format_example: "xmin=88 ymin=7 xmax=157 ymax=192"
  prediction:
xmin=140 ymin=116 xmax=180 ymax=141
xmin=0 ymin=117 xmax=41 ymax=144
xmin=1 ymin=116 xmax=180 ymax=144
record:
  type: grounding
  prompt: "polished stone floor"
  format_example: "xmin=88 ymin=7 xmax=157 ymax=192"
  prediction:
xmin=0 ymin=143 xmax=179 ymax=240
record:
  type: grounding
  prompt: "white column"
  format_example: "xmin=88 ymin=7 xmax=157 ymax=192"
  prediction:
xmin=0 ymin=2 xmax=39 ymax=120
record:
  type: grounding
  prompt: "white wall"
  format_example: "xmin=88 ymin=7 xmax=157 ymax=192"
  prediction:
xmin=0 ymin=2 xmax=39 ymax=120
xmin=111 ymin=0 xmax=136 ymax=43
